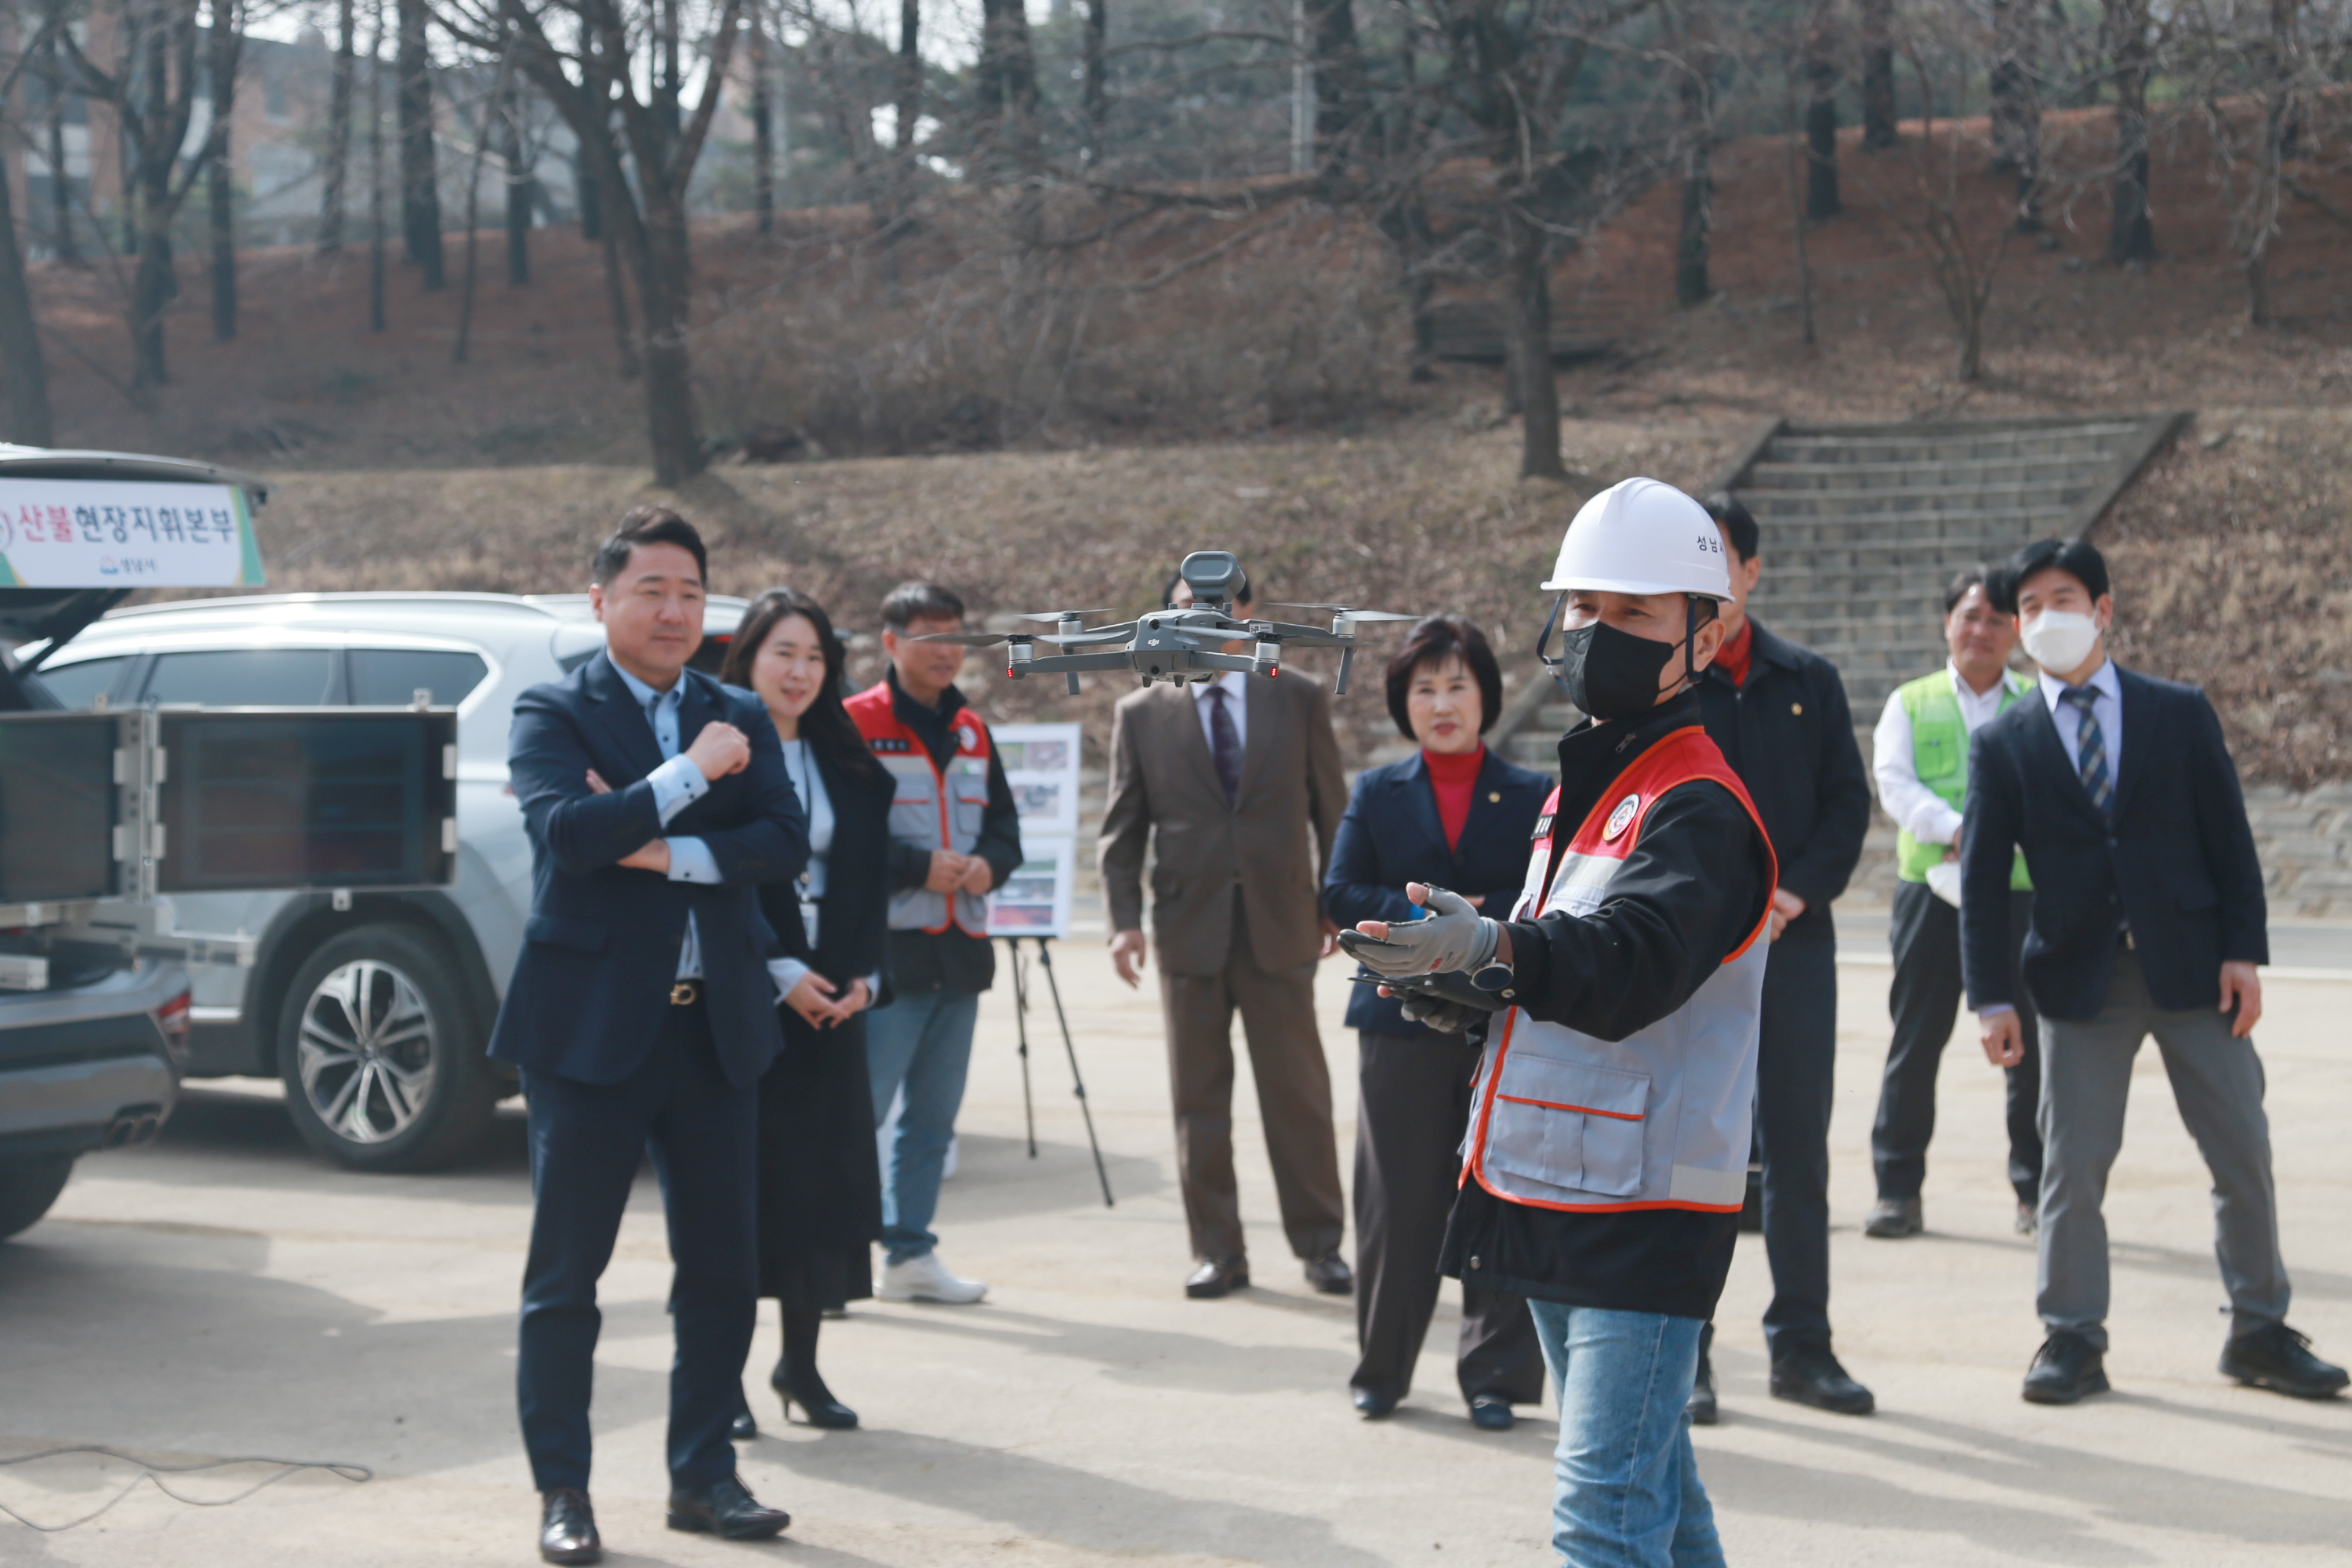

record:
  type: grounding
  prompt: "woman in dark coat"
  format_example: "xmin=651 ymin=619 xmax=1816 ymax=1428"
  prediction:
xmin=1321 ymin=615 xmax=1553 ymax=1429
xmin=721 ymin=588 xmax=895 ymax=1433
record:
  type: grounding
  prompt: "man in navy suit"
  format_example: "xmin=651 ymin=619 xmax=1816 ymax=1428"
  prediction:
xmin=1961 ymin=537 xmax=2345 ymax=1406
xmin=492 ymin=507 xmax=808 ymax=1563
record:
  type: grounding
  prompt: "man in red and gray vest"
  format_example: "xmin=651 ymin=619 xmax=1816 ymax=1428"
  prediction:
xmin=847 ymin=582 xmax=1022 ymax=1306
xmin=1351 ymin=478 xmax=1774 ymax=1567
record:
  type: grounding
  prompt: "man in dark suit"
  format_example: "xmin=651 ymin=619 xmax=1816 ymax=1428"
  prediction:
xmin=1099 ymin=563 xmax=1352 ymax=1300
xmin=1962 ymin=536 xmax=2345 ymax=1406
xmin=1690 ymin=494 xmax=1877 ymax=1421
xmin=493 ymin=507 xmax=808 ymax=1563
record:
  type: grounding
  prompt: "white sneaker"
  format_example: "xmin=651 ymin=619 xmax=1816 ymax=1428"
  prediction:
xmin=877 ymin=1251 xmax=988 ymax=1305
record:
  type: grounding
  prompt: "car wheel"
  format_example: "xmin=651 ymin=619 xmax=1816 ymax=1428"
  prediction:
xmin=277 ymin=924 xmax=499 ymax=1173
xmin=0 ymin=1154 xmax=75 ymax=1241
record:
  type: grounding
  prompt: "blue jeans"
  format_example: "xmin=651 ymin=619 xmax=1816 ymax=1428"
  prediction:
xmin=866 ymin=989 xmax=981 ymax=1266
xmin=1528 ymin=1301 xmax=1724 ymax=1568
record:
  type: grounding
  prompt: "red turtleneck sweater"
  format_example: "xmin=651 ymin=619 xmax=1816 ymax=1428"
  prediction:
xmin=1424 ymin=745 xmax=1486 ymax=851
xmin=1715 ymin=619 xmax=1755 ymax=687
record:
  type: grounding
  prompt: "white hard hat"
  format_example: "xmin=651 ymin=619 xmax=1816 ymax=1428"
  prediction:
xmin=1540 ymin=477 xmax=1733 ymax=601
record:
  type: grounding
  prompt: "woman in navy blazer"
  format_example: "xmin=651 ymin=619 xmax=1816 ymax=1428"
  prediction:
xmin=1322 ymin=615 xmax=1550 ymax=1427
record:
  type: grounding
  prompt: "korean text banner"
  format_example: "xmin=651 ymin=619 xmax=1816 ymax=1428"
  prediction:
xmin=0 ymin=478 xmax=264 ymax=588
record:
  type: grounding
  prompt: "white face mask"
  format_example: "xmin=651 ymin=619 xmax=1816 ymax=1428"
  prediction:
xmin=2020 ymin=608 xmax=2101 ymax=673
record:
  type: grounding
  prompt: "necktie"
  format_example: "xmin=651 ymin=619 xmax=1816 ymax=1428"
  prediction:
xmin=1204 ymin=684 xmax=1242 ymax=804
xmin=2060 ymin=686 xmax=2113 ymax=817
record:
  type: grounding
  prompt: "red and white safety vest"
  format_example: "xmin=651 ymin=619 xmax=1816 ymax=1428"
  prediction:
xmin=846 ymin=683 xmax=995 ymax=937
xmin=1463 ymin=724 xmax=1777 ymax=1213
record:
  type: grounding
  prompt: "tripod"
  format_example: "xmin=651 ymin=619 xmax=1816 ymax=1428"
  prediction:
xmin=1004 ymin=936 xmax=1114 ymax=1207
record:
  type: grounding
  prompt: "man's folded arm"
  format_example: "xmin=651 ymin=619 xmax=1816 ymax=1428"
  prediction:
xmin=691 ymin=704 xmax=810 ymax=885
xmin=508 ymin=690 xmax=664 ymax=875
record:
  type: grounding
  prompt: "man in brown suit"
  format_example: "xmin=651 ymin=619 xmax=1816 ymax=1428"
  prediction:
xmin=1100 ymin=568 xmax=1354 ymax=1299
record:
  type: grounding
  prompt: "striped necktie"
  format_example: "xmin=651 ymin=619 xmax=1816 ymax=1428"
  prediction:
xmin=2060 ymin=686 xmax=2113 ymax=817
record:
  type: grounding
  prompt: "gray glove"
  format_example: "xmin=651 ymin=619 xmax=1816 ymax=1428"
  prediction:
xmin=1399 ymin=989 xmax=1490 ymax=1034
xmin=1346 ymin=885 xmax=1500 ymax=979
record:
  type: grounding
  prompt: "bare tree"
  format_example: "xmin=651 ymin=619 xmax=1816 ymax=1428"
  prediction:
xmin=1668 ymin=0 xmax=1714 ymax=307
xmin=67 ymin=0 xmax=237 ymax=389
xmin=498 ymin=59 xmax=533 ymax=278
xmin=1989 ymin=0 xmax=2042 ymax=230
xmin=39 ymin=12 xmax=79 ymax=261
xmin=1858 ymin=0 xmax=1893 ymax=149
xmin=370 ymin=0 xmax=388 ymax=329
xmin=1802 ymin=0 xmax=1838 ymax=218
xmin=398 ymin=0 xmax=445 ymax=285
xmin=206 ymin=0 xmax=241 ymax=341
xmin=2104 ymin=0 xmax=2155 ymax=262
xmin=0 ymin=2 xmax=57 ymax=440
xmin=448 ymin=0 xmax=748 ymax=484
xmin=748 ymin=0 xmax=774 ymax=233
xmin=321 ymin=0 xmax=356 ymax=250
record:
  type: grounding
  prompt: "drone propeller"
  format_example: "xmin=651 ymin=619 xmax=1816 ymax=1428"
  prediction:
xmin=1015 ymin=608 xmax=1115 ymax=623
xmin=1267 ymin=603 xmax=1420 ymax=622
xmin=912 ymin=630 xmax=1029 ymax=648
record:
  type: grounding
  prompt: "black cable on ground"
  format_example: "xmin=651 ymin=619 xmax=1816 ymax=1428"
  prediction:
xmin=0 ymin=1446 xmax=372 ymax=1533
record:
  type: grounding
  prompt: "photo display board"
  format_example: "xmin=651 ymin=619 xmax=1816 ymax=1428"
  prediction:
xmin=155 ymin=710 xmax=456 ymax=893
xmin=0 ymin=712 xmax=122 ymax=904
xmin=0 ymin=477 xmax=264 ymax=588
xmin=989 ymin=722 xmax=1082 ymax=938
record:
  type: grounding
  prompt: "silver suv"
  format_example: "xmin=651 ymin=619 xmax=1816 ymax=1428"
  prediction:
xmin=32 ymin=591 xmax=750 ymax=1171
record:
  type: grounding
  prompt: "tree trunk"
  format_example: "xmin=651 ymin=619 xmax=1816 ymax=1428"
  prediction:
xmin=396 ymin=0 xmax=443 ymax=287
xmin=1674 ymin=18 xmax=1711 ymax=308
xmin=632 ymin=200 xmax=702 ymax=485
xmin=501 ymin=71 xmax=531 ymax=282
xmin=2106 ymin=0 xmax=2154 ymax=262
xmin=1804 ymin=5 xmax=1840 ymax=220
xmin=43 ymin=31 xmax=78 ymax=263
xmin=131 ymin=172 xmax=174 ymax=387
xmin=1991 ymin=0 xmax=2043 ymax=230
xmin=1309 ymin=0 xmax=1364 ymax=168
xmin=369 ymin=0 xmax=388 ymax=331
xmin=576 ymin=151 xmax=602 ymax=241
xmin=0 ymin=146 xmax=56 ymax=444
xmin=975 ymin=0 xmax=1040 ymax=176
xmin=602 ymin=227 xmax=638 ymax=379
xmin=1859 ymin=0 xmax=1894 ymax=150
xmin=1082 ymin=0 xmax=1107 ymax=154
xmin=208 ymin=0 xmax=238 ymax=342
xmin=750 ymin=5 xmax=775 ymax=234
xmin=321 ymin=0 xmax=354 ymax=250
xmin=1504 ymin=206 xmax=1562 ymax=481
xmin=1784 ymin=113 xmax=1817 ymax=347
xmin=2245 ymin=0 xmax=2298 ymax=325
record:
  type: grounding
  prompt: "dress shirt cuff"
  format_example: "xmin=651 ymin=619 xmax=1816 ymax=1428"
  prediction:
xmin=1907 ymin=801 xmax=1965 ymax=846
xmin=1974 ymin=1002 xmax=2016 ymax=1018
xmin=648 ymin=753 xmax=710 ymax=826
xmin=768 ymin=957 xmax=811 ymax=1000
xmin=665 ymin=837 xmax=721 ymax=884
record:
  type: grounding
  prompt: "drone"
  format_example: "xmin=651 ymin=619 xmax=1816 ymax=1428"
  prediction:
xmin=916 ymin=550 xmax=1417 ymax=695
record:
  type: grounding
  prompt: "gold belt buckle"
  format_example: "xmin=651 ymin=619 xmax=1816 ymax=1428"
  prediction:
xmin=670 ymin=980 xmax=702 ymax=1006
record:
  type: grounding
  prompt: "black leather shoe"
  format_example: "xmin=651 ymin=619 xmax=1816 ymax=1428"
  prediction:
xmin=2220 ymin=1323 xmax=2350 ymax=1399
xmin=1185 ymin=1256 xmax=1249 ymax=1298
xmin=1468 ymin=1392 xmax=1515 ymax=1430
xmin=775 ymin=1367 xmax=860 ymax=1428
xmin=729 ymin=1388 xmax=759 ymax=1442
xmin=667 ymin=1474 xmax=790 ymax=1539
xmin=1769 ymin=1341 xmax=1875 ymax=1415
xmin=1863 ymin=1196 xmax=1922 ymax=1238
xmin=1302 ymin=1250 xmax=1354 ymax=1295
xmin=1686 ymin=1350 xmax=1719 ymax=1425
xmin=2022 ymin=1330 xmax=2110 ymax=1405
xmin=1351 ymin=1385 xmax=1397 ymax=1418
xmin=539 ymin=1487 xmax=601 ymax=1565
xmin=2015 ymin=1201 xmax=2039 ymax=1236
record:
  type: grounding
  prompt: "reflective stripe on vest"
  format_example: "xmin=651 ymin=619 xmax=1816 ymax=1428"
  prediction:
xmin=846 ymin=683 xmax=993 ymax=936
xmin=1463 ymin=725 xmax=1777 ymax=1214
xmin=1894 ymin=670 xmax=2031 ymax=889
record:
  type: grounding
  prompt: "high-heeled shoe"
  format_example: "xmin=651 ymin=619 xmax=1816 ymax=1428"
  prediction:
xmin=771 ymin=1368 xmax=858 ymax=1429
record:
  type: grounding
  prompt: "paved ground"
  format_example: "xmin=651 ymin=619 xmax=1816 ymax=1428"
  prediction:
xmin=4 ymin=942 xmax=2347 ymax=1566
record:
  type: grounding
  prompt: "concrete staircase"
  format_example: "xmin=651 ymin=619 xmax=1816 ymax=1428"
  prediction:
xmin=1490 ymin=413 xmax=2190 ymax=893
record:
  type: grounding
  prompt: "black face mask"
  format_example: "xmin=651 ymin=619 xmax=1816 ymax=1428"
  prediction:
xmin=1538 ymin=593 xmax=1700 ymax=721
xmin=1554 ymin=621 xmax=1679 ymax=720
